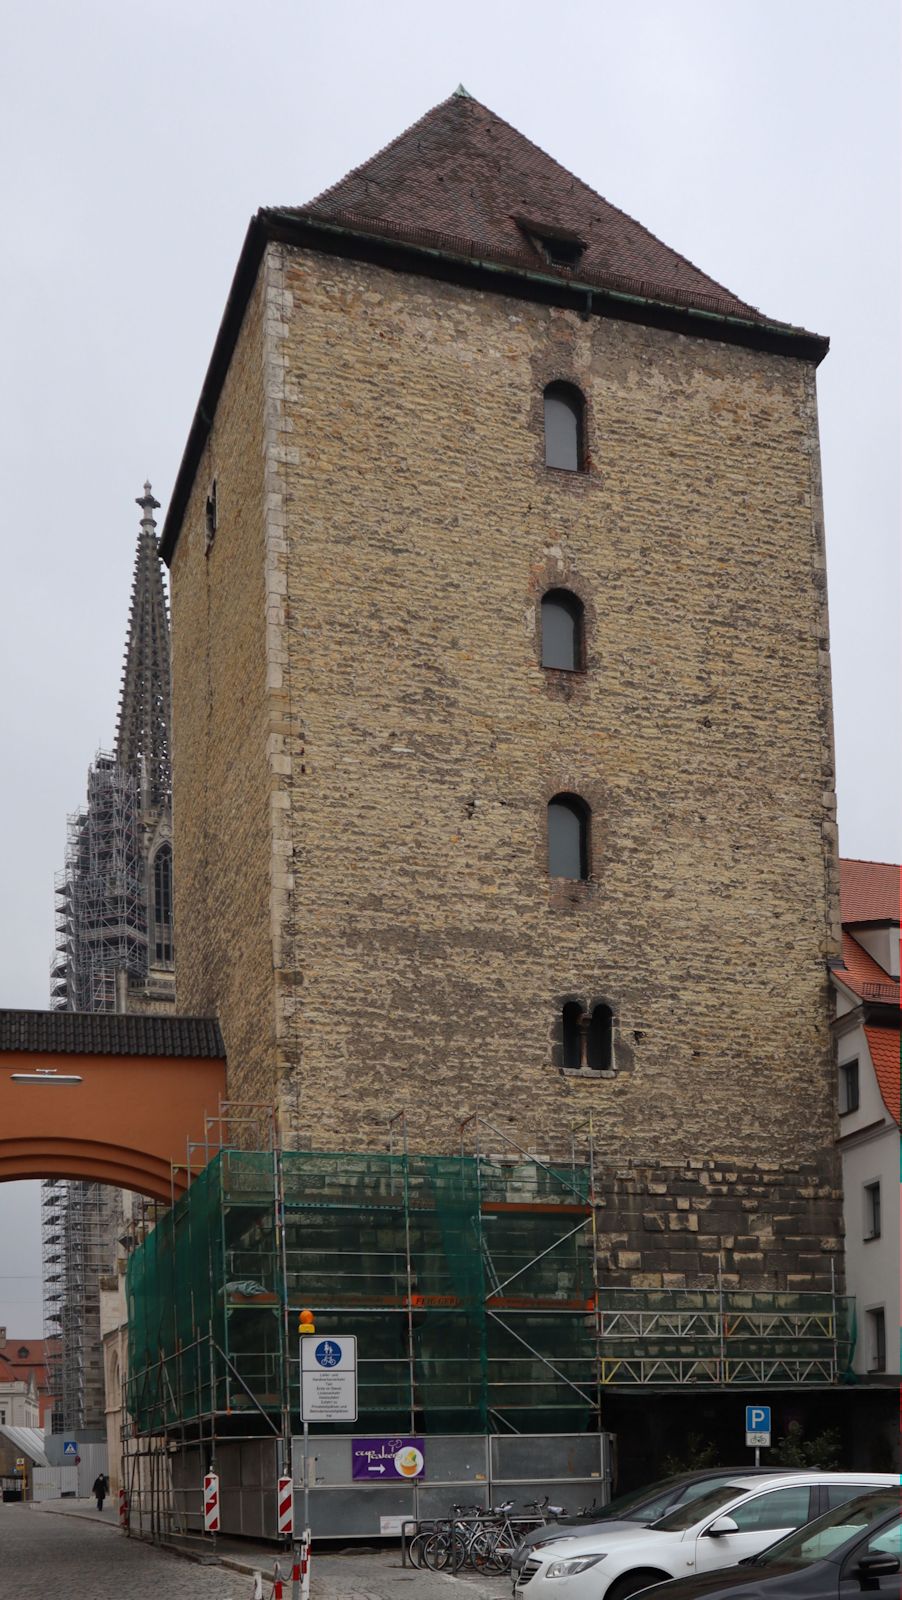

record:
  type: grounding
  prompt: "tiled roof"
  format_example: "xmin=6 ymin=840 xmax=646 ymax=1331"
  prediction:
xmin=834 ymin=931 xmax=899 ymax=1005
xmin=296 ymin=91 xmax=770 ymax=324
xmin=839 ymin=858 xmax=900 ymax=924
xmin=863 ymin=1025 xmax=901 ymax=1126
xmin=0 ymin=1009 xmax=224 ymax=1059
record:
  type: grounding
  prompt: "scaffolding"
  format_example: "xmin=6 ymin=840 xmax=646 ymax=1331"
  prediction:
xmin=51 ymin=753 xmax=146 ymax=1014
xmin=42 ymin=1178 xmax=124 ymax=1431
xmin=125 ymin=1115 xmax=856 ymax=1451
xmin=125 ymin=1119 xmax=599 ymax=1445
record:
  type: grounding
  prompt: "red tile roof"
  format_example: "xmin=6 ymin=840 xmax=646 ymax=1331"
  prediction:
xmin=839 ymin=858 xmax=901 ymax=924
xmin=300 ymin=91 xmax=764 ymax=322
xmin=863 ymin=1025 xmax=901 ymax=1126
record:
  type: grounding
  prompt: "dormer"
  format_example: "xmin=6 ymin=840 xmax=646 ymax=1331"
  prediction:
xmin=512 ymin=215 xmax=587 ymax=269
xmin=850 ymin=922 xmax=900 ymax=980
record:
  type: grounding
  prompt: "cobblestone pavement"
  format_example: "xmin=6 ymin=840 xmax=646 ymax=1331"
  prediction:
xmin=1 ymin=1503 xmax=249 ymax=1599
xmin=13 ymin=1502 xmax=511 ymax=1600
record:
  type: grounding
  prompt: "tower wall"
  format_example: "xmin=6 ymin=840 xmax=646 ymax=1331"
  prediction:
xmin=169 ymin=270 xmax=277 ymax=1111
xmin=170 ymin=241 xmax=839 ymax=1175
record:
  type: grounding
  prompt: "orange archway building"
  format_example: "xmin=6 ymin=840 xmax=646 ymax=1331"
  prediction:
xmin=0 ymin=1010 xmax=226 ymax=1202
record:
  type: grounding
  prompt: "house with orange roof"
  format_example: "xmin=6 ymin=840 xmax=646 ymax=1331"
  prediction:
xmin=832 ymin=859 xmax=900 ymax=1381
xmin=0 ymin=1331 xmax=57 ymax=1427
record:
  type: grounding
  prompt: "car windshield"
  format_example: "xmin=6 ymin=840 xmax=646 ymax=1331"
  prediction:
xmin=748 ymin=1490 xmax=901 ymax=1570
xmin=590 ymin=1477 xmax=700 ymax=1523
xmin=652 ymin=1485 xmax=746 ymax=1532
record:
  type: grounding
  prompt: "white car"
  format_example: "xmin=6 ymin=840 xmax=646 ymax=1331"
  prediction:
xmin=514 ymin=1473 xmax=899 ymax=1600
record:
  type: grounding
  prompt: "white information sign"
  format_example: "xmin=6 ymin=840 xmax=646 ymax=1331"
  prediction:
xmin=300 ymin=1334 xmax=358 ymax=1422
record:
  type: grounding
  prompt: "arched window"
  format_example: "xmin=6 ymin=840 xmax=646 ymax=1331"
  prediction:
xmin=153 ymin=843 xmax=173 ymax=964
xmin=548 ymin=795 xmax=590 ymax=880
xmin=544 ymin=382 xmax=585 ymax=471
xmin=541 ymin=589 xmax=584 ymax=671
xmin=562 ymin=1002 xmax=583 ymax=1071
xmin=587 ymin=1004 xmax=613 ymax=1072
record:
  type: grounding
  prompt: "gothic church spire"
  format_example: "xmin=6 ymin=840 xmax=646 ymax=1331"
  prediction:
xmin=115 ymin=483 xmax=172 ymax=810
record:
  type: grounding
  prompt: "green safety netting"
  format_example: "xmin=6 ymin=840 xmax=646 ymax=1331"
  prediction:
xmin=127 ymin=1150 xmax=596 ymax=1434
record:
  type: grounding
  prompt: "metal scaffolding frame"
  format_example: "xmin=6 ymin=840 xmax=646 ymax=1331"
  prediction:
xmin=50 ymin=753 xmax=146 ymax=1015
xmin=42 ymin=1177 xmax=125 ymax=1431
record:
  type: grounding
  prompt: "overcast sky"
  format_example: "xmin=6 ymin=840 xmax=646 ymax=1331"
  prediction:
xmin=0 ymin=0 xmax=898 ymax=1332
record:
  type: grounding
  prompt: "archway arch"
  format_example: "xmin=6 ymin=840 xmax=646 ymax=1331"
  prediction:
xmin=0 ymin=1010 xmax=226 ymax=1201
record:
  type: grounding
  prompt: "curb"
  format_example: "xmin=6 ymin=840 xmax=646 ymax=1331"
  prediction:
xmin=30 ymin=1503 xmax=120 ymax=1530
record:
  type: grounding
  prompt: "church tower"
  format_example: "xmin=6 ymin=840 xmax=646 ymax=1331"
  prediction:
xmin=44 ymin=486 xmax=175 ymax=1432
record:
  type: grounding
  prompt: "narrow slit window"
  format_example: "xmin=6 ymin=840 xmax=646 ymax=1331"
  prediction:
xmin=868 ymin=1308 xmax=886 ymax=1372
xmin=864 ymin=1181 xmax=881 ymax=1241
xmin=586 ymin=1004 xmax=613 ymax=1072
xmin=562 ymin=1002 xmax=583 ymax=1071
xmin=839 ymin=1060 xmax=859 ymax=1114
xmin=548 ymin=795 xmax=589 ymax=880
xmin=541 ymin=589 xmax=584 ymax=671
xmin=544 ymin=382 xmax=585 ymax=471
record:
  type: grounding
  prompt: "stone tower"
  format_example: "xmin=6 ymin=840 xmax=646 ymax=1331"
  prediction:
xmin=160 ymin=96 xmax=842 ymax=1284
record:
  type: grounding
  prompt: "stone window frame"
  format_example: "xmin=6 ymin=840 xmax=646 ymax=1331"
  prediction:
xmin=551 ymin=992 xmax=621 ymax=1079
xmin=529 ymin=563 xmax=597 ymax=704
xmin=529 ymin=361 xmax=599 ymax=483
xmin=537 ymin=772 xmax=606 ymax=901
xmin=541 ymin=587 xmax=586 ymax=673
xmin=547 ymin=791 xmax=592 ymax=881
xmin=543 ymin=380 xmax=588 ymax=473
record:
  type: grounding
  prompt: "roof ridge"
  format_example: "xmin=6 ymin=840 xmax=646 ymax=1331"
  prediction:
xmin=461 ymin=96 xmax=751 ymax=312
xmin=306 ymin=90 xmax=460 ymax=212
xmin=840 ymin=856 xmax=901 ymax=869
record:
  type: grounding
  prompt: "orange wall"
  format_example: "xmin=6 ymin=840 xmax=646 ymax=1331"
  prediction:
xmin=0 ymin=1051 xmax=226 ymax=1200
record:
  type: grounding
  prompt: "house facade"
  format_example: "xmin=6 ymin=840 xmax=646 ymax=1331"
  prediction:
xmin=832 ymin=858 xmax=900 ymax=1384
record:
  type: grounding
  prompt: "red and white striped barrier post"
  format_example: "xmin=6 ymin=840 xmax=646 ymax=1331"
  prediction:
xmin=271 ymin=1560 xmax=284 ymax=1599
xmin=203 ymin=1471 xmax=220 ymax=1535
xmin=118 ymin=1487 xmax=128 ymax=1528
xmin=296 ymin=1529 xmax=311 ymax=1600
xmin=277 ymin=1474 xmax=293 ymax=1538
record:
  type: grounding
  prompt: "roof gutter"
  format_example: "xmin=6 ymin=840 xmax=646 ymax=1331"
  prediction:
xmin=160 ymin=209 xmax=829 ymax=564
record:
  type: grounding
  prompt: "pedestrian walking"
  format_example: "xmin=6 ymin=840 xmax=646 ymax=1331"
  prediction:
xmin=92 ymin=1472 xmax=109 ymax=1511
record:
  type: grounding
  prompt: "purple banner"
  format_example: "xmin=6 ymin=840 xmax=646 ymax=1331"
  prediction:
xmin=351 ymin=1437 xmax=425 ymax=1481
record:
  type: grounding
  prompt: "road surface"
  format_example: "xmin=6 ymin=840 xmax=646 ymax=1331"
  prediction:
xmin=4 ymin=1501 xmax=510 ymax=1599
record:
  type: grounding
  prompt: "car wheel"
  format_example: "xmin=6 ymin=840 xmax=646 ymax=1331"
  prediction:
xmin=604 ymin=1569 xmax=672 ymax=1600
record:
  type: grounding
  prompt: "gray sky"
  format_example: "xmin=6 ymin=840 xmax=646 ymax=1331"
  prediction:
xmin=0 ymin=0 xmax=899 ymax=1332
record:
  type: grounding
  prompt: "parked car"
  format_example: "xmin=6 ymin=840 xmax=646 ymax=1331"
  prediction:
xmin=628 ymin=1486 xmax=902 ymax=1600
xmin=511 ymin=1469 xmax=802 ymax=1578
xmin=513 ymin=1474 xmax=898 ymax=1600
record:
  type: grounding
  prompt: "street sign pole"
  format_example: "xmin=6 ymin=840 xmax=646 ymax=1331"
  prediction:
xmin=303 ymin=1414 xmax=310 ymax=1536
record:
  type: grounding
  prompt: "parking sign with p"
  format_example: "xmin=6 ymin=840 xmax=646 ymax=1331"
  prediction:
xmin=745 ymin=1404 xmax=771 ymax=1447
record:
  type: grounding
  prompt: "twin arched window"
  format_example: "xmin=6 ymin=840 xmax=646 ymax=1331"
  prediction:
xmin=541 ymin=589 xmax=584 ymax=671
xmin=562 ymin=1002 xmax=614 ymax=1072
xmin=544 ymin=382 xmax=585 ymax=472
xmin=548 ymin=794 xmax=589 ymax=880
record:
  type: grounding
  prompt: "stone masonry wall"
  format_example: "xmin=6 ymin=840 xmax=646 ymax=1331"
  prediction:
xmin=166 ymin=238 xmax=842 ymax=1270
xmin=169 ymin=270 xmax=277 ymax=1118
xmin=263 ymin=242 xmax=840 ymax=1169
xmin=597 ymin=1154 xmax=843 ymax=1291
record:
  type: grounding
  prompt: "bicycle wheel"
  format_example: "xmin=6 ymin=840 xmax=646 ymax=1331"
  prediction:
xmin=422 ymin=1530 xmax=467 ymax=1571
xmin=407 ymin=1532 xmax=431 ymax=1568
xmin=482 ymin=1528 xmax=516 ymax=1575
